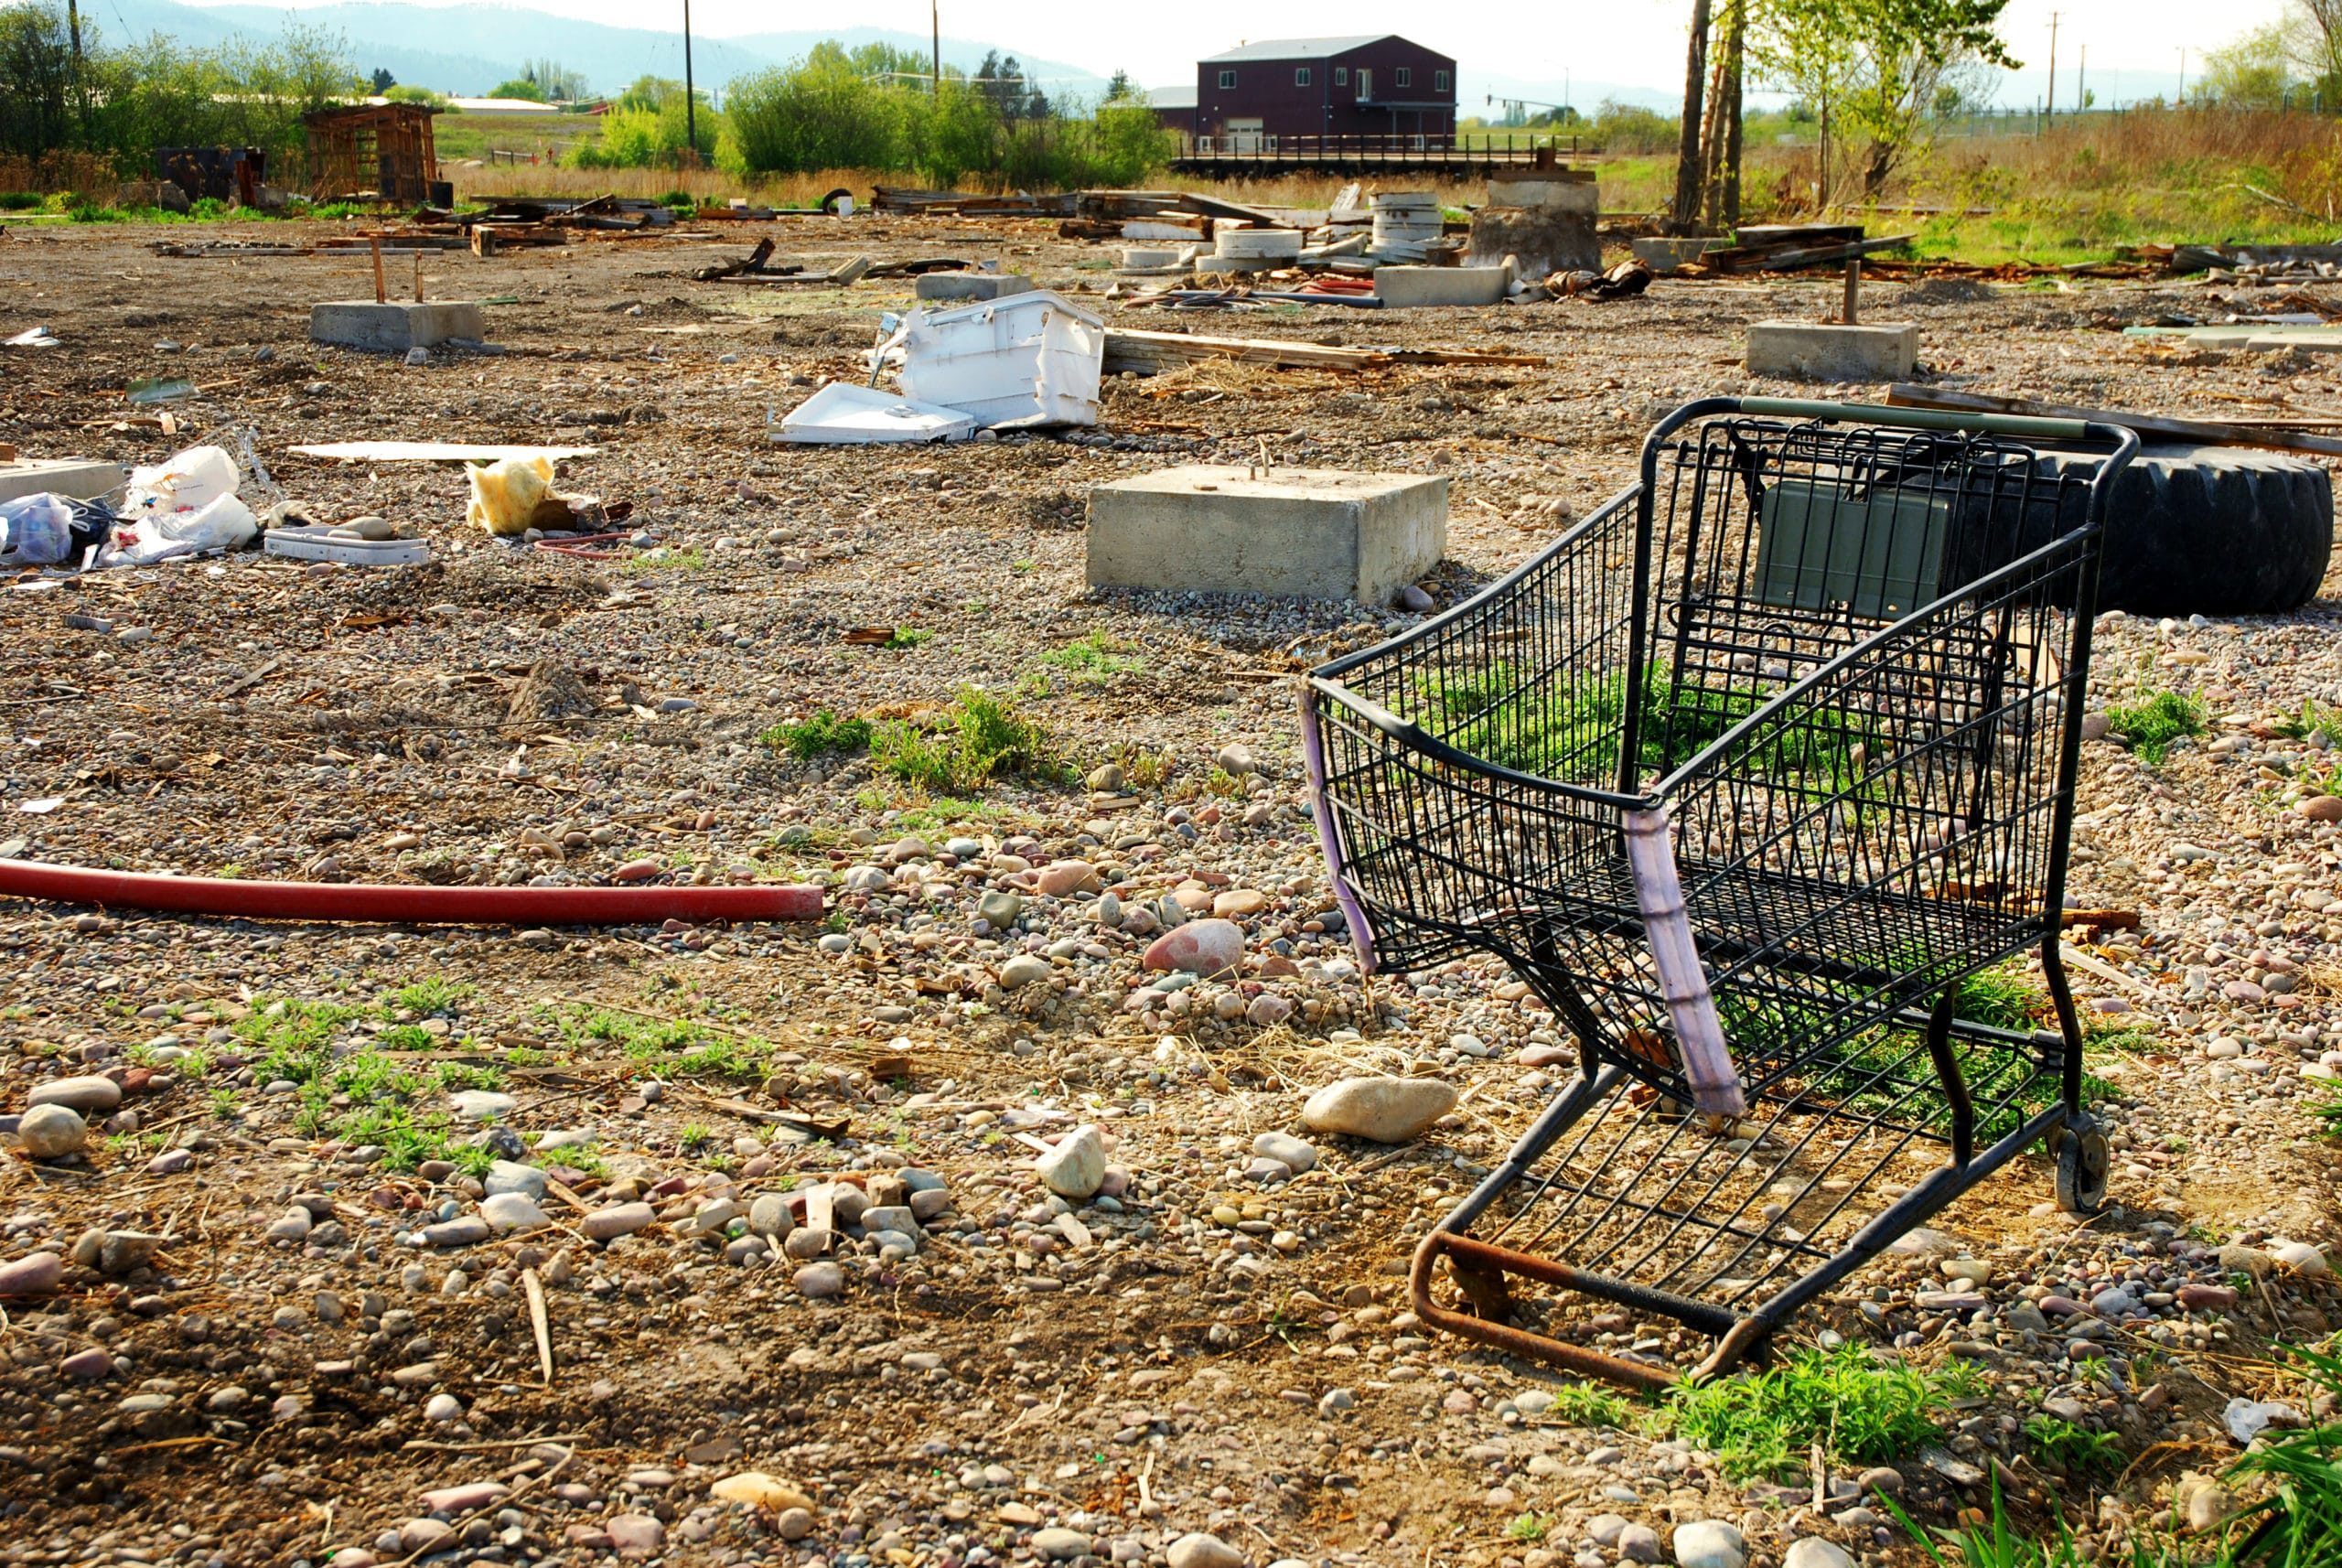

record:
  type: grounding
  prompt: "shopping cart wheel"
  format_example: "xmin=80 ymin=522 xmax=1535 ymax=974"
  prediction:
xmin=2053 ymin=1124 xmax=2110 ymax=1213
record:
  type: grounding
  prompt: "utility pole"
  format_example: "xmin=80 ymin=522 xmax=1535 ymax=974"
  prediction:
xmin=2176 ymin=47 xmax=2186 ymax=103
xmin=932 ymin=0 xmax=941 ymax=93
xmin=2045 ymin=11 xmax=2059 ymax=119
xmin=682 ymin=0 xmax=697 ymax=161
xmin=2078 ymin=45 xmax=2086 ymax=113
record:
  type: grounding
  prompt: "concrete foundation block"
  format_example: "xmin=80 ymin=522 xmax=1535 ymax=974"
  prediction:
xmin=1488 ymin=177 xmax=1597 ymax=214
xmin=309 ymin=300 xmax=486 ymax=353
xmin=913 ymin=272 xmax=1035 ymax=302
xmin=1087 ymin=466 xmax=1447 ymax=603
xmin=0 ymin=457 xmax=124 ymax=503
xmin=1632 ymin=237 xmax=1724 ymax=274
xmin=1375 ymin=265 xmax=1509 ymax=308
xmin=1746 ymin=320 xmax=1918 ymax=381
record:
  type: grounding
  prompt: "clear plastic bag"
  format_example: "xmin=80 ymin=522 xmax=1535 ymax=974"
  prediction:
xmin=0 ymin=493 xmax=75 ymax=564
xmin=124 ymin=445 xmax=238 ymax=518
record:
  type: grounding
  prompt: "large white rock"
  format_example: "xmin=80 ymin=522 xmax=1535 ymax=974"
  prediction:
xmin=1037 ymin=1124 xmax=1106 ymax=1199
xmin=1167 ymin=1533 xmax=1245 ymax=1568
xmin=16 ymin=1103 xmax=87 ymax=1159
xmin=1782 ymin=1541 xmax=1853 ymax=1568
xmin=1671 ymin=1520 xmax=1746 ymax=1568
xmin=1301 ymin=1077 xmax=1456 ymax=1143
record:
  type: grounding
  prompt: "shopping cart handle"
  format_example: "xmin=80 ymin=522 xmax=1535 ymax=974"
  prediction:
xmin=1740 ymin=397 xmax=2095 ymax=445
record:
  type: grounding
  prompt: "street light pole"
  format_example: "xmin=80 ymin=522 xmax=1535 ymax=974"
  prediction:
xmin=682 ymin=0 xmax=697 ymax=161
xmin=932 ymin=0 xmax=941 ymax=93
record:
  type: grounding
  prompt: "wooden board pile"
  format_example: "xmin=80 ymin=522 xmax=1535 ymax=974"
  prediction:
xmin=1675 ymin=223 xmax=1918 ymax=276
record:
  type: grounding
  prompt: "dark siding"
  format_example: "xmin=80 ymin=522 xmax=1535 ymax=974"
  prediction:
xmin=1194 ymin=35 xmax=1455 ymax=143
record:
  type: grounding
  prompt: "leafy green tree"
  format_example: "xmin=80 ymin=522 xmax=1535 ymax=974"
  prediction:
xmin=2193 ymin=24 xmax=2294 ymax=107
xmin=370 ymin=66 xmax=393 ymax=92
xmin=1755 ymin=0 xmax=2014 ymax=196
xmin=488 ymin=77 xmax=547 ymax=102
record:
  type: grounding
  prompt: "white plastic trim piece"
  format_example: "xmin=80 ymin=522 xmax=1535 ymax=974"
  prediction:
xmin=1622 ymin=808 xmax=1747 ymax=1118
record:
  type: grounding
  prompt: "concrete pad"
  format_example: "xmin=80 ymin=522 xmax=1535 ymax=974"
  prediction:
xmin=1487 ymin=177 xmax=1597 ymax=214
xmin=0 ymin=457 xmax=123 ymax=503
xmin=913 ymin=272 xmax=1035 ymax=303
xmin=1375 ymin=265 xmax=1510 ymax=308
xmin=1087 ymin=466 xmax=1446 ymax=603
xmin=309 ymin=300 xmax=486 ymax=354
xmin=1746 ymin=320 xmax=1918 ymax=381
xmin=1633 ymin=237 xmax=1724 ymax=274
xmin=2246 ymin=330 xmax=2342 ymax=352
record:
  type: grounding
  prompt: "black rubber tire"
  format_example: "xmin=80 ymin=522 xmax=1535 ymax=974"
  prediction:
xmin=2023 ymin=444 xmax=2333 ymax=616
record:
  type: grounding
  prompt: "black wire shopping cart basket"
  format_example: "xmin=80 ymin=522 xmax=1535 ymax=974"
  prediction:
xmin=1301 ymin=398 xmax=2141 ymax=1387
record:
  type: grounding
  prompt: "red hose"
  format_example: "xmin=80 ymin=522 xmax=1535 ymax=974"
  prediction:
xmin=0 ymin=859 xmax=824 ymax=926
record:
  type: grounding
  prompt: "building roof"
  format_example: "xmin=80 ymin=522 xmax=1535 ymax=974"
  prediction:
xmin=1199 ymin=36 xmax=1391 ymax=63
xmin=1144 ymin=85 xmax=1198 ymax=109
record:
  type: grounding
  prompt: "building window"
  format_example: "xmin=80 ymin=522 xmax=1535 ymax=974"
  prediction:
xmin=1334 ymin=67 xmax=1348 ymax=85
xmin=1394 ymin=67 xmax=1411 ymax=88
xmin=1434 ymin=70 xmax=1451 ymax=91
xmin=1295 ymin=67 xmax=1311 ymax=87
xmin=1218 ymin=70 xmax=1236 ymax=89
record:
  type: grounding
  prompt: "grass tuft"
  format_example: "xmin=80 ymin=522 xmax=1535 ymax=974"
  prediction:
xmin=761 ymin=709 xmax=873 ymax=760
xmin=2104 ymin=689 xmax=2208 ymax=767
xmin=1669 ymin=1344 xmax=1975 ymax=1480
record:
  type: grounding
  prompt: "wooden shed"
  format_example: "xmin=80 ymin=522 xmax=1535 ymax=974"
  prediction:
xmin=303 ymin=103 xmax=442 ymax=203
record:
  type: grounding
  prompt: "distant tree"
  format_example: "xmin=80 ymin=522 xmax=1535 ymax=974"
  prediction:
xmin=487 ymin=77 xmax=547 ymax=102
xmin=1755 ymin=0 xmax=2015 ymax=196
xmin=370 ymin=66 xmax=394 ymax=92
xmin=1104 ymin=68 xmax=1133 ymax=101
xmin=2192 ymin=24 xmax=2293 ymax=108
xmin=521 ymin=58 xmax=588 ymax=101
xmin=384 ymin=82 xmax=447 ymax=110
xmin=618 ymin=74 xmax=685 ymax=111
xmin=2283 ymin=0 xmax=2342 ymax=98
xmin=847 ymin=40 xmax=929 ymax=82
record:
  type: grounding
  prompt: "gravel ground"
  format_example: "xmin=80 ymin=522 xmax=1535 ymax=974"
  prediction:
xmin=2 ymin=216 xmax=2341 ymax=1568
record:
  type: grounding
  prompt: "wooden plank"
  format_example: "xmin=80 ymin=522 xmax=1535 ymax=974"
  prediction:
xmin=1102 ymin=328 xmax=1543 ymax=377
xmin=1884 ymin=383 xmax=2342 ymax=458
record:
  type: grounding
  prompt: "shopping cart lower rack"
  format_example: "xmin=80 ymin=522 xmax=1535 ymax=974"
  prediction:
xmin=1301 ymin=398 xmax=2140 ymax=1387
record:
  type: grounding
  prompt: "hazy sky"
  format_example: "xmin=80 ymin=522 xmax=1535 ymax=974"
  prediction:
xmin=188 ymin=0 xmax=2294 ymax=95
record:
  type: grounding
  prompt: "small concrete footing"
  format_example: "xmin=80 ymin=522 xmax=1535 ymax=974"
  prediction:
xmin=1375 ymin=264 xmax=1510 ymax=308
xmin=1746 ymin=320 xmax=1918 ymax=381
xmin=0 ymin=457 xmax=124 ymax=502
xmin=309 ymin=301 xmax=485 ymax=353
xmin=1087 ymin=466 xmax=1447 ymax=603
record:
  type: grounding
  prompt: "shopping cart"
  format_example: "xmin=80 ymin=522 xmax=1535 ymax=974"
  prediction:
xmin=1302 ymin=399 xmax=2140 ymax=1387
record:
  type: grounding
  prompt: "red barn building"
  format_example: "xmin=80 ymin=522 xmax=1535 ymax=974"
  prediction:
xmin=1192 ymin=36 xmax=1458 ymax=149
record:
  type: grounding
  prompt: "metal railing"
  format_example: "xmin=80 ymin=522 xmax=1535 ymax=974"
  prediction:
xmin=1175 ymin=133 xmax=1587 ymax=165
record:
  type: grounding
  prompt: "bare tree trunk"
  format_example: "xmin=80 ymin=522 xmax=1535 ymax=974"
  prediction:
xmin=1720 ymin=0 xmax=1744 ymax=228
xmin=1697 ymin=22 xmax=1729 ymax=227
xmin=1671 ymin=0 xmax=1713 ymax=231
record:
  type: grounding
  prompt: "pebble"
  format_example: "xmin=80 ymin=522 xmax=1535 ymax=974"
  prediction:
xmin=583 ymin=1202 xmax=657 ymax=1241
xmin=1143 ymin=918 xmax=1245 ymax=976
xmin=265 ymin=1208 xmax=313 ymax=1244
xmin=709 ymin=1472 xmax=815 ymax=1511
xmin=1252 ymin=1131 xmax=1318 ymax=1172
xmin=1000 ymin=954 xmax=1053 ymax=989
xmin=1782 ymin=1541 xmax=1854 ymax=1568
xmin=1033 ymin=1528 xmax=1092 ymax=1561
xmin=2275 ymin=1241 xmax=2329 ymax=1277
xmin=0 ymin=1251 xmax=63 ymax=1296
xmin=607 ymin=1514 xmax=666 ymax=1556
xmin=59 ymin=1346 xmax=113 ymax=1380
xmin=447 ymin=1089 xmax=517 ymax=1121
xmin=795 ymin=1262 xmax=844 ymax=1298
xmin=1037 ymin=1124 xmax=1107 ymax=1199
xmin=27 ymin=1075 xmax=121 ymax=1114
xmin=422 ymin=1215 xmax=491 ymax=1247
xmin=748 ymin=1193 xmax=796 ymax=1239
xmin=481 ymin=1192 xmax=549 ymax=1233
xmin=16 ymin=1103 xmax=86 ymax=1159
xmin=1671 ymin=1520 xmax=1746 ymax=1568
xmin=1166 ymin=1532 xmax=1244 ymax=1568
xmin=1037 ymin=859 xmax=1101 ymax=897
xmin=1302 ymin=1076 xmax=1457 ymax=1142
xmin=1617 ymin=1522 xmax=1663 ymax=1563
xmin=484 ymin=1160 xmax=548 ymax=1199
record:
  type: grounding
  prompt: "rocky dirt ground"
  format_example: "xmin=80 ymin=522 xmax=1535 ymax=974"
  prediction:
xmin=2 ymin=213 xmax=2342 ymax=1568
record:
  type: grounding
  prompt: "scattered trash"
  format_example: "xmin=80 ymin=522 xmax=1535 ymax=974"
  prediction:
xmin=287 ymin=441 xmax=600 ymax=464
xmin=775 ymin=382 xmax=977 ymax=446
xmin=5 ymin=326 xmax=59 ymax=349
xmin=16 ymin=799 xmax=64 ymax=815
xmin=263 ymin=526 xmax=433 ymax=565
xmin=126 ymin=376 xmax=196 ymax=405
xmin=1101 ymin=328 xmax=1541 ymax=376
xmin=878 ymin=289 xmax=1105 ymax=429
xmin=102 ymin=445 xmax=256 ymax=566
xmin=2226 ymin=1398 xmax=2304 ymax=1444
xmin=467 ymin=456 xmax=557 ymax=537
xmin=0 ymin=856 xmax=826 ymax=926
xmin=0 ymin=494 xmax=77 ymax=565
xmin=1549 ymin=259 xmax=1655 ymax=302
